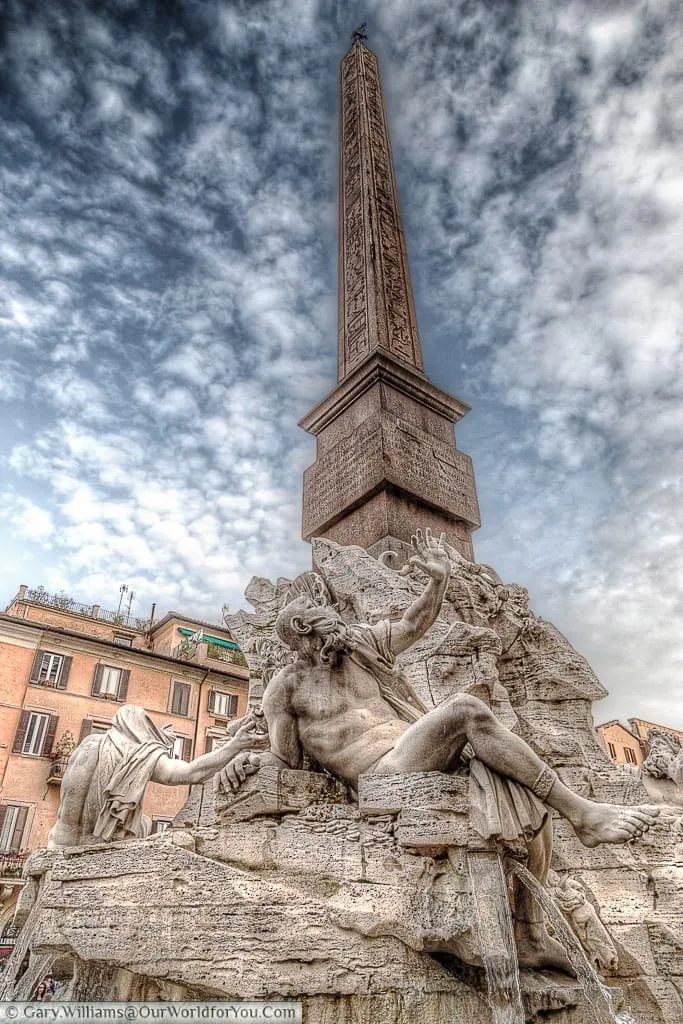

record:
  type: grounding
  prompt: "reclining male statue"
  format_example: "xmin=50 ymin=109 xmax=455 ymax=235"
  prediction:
xmin=222 ymin=528 xmax=658 ymax=971
xmin=48 ymin=705 xmax=268 ymax=848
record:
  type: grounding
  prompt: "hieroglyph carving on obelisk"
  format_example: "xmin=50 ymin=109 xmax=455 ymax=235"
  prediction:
xmin=338 ymin=38 xmax=425 ymax=380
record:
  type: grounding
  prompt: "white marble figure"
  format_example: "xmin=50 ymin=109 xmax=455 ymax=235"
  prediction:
xmin=547 ymin=871 xmax=618 ymax=974
xmin=48 ymin=705 xmax=268 ymax=848
xmin=221 ymin=528 xmax=659 ymax=971
xmin=619 ymin=729 xmax=683 ymax=808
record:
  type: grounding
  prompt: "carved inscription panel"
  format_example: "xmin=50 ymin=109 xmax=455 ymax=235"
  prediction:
xmin=303 ymin=409 xmax=480 ymax=539
xmin=339 ymin=43 xmax=424 ymax=381
xmin=361 ymin=48 xmax=423 ymax=371
xmin=339 ymin=49 xmax=370 ymax=378
xmin=383 ymin=418 xmax=481 ymax=527
xmin=303 ymin=415 xmax=384 ymax=537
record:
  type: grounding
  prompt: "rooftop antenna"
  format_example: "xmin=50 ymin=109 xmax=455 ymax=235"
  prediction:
xmin=116 ymin=584 xmax=128 ymax=617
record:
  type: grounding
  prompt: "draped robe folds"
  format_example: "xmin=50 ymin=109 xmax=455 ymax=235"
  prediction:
xmin=349 ymin=621 xmax=548 ymax=843
xmin=83 ymin=706 xmax=174 ymax=842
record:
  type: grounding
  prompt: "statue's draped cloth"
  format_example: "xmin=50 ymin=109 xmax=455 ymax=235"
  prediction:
xmin=349 ymin=621 xmax=548 ymax=843
xmin=84 ymin=706 xmax=173 ymax=842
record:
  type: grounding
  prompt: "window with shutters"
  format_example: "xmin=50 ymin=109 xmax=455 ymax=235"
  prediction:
xmin=13 ymin=711 xmax=58 ymax=757
xmin=29 ymin=650 xmax=72 ymax=690
xmin=624 ymin=747 xmax=637 ymax=764
xmin=0 ymin=805 xmax=29 ymax=853
xmin=92 ymin=665 xmax=130 ymax=701
xmin=170 ymin=681 xmax=191 ymax=717
xmin=21 ymin=713 xmax=50 ymax=756
xmin=171 ymin=736 xmax=192 ymax=760
xmin=37 ymin=653 xmax=62 ymax=684
xmin=608 ymin=742 xmax=616 ymax=759
xmin=99 ymin=666 xmax=121 ymax=696
xmin=208 ymin=691 xmax=238 ymax=718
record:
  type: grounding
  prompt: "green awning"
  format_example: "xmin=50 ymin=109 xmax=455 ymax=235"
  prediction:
xmin=178 ymin=628 xmax=240 ymax=651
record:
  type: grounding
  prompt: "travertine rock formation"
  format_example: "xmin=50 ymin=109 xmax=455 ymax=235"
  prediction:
xmin=3 ymin=537 xmax=682 ymax=1024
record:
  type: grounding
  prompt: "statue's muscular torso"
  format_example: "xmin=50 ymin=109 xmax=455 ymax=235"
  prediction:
xmin=266 ymin=655 xmax=410 ymax=785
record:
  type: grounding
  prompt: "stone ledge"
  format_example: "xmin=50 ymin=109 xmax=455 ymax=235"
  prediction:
xmin=358 ymin=771 xmax=469 ymax=816
xmin=215 ymin=765 xmax=351 ymax=822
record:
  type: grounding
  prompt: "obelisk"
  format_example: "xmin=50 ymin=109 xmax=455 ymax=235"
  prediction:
xmin=300 ymin=32 xmax=480 ymax=560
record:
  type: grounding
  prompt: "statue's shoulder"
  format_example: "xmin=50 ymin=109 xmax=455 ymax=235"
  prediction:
xmin=263 ymin=660 xmax=299 ymax=703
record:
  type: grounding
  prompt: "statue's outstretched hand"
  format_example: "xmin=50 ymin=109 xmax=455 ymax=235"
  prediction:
xmin=214 ymin=751 xmax=263 ymax=794
xmin=409 ymin=528 xmax=450 ymax=582
xmin=233 ymin=720 xmax=270 ymax=752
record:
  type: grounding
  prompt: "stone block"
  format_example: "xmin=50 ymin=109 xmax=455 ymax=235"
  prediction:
xmin=195 ymin=820 xmax=276 ymax=872
xmin=273 ymin=811 xmax=363 ymax=882
xmin=215 ymin=765 xmax=350 ymax=822
xmin=327 ymin=875 xmax=473 ymax=953
xmin=590 ymin=769 xmax=652 ymax=805
xmin=24 ymin=849 xmax=59 ymax=878
xmin=361 ymin=841 xmax=432 ymax=886
xmin=16 ymin=839 xmax=476 ymax=1001
xmin=647 ymin=866 xmax=683 ymax=930
xmin=13 ymin=875 xmax=39 ymax=928
xmin=395 ymin=808 xmax=469 ymax=851
xmin=576 ymin=867 xmax=653 ymax=926
xmin=358 ymin=771 xmax=469 ymax=816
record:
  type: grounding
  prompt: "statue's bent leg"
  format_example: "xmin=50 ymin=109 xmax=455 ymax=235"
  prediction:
xmin=374 ymin=692 xmax=559 ymax=783
xmin=372 ymin=696 xmax=472 ymax=774
xmin=375 ymin=693 xmax=659 ymax=847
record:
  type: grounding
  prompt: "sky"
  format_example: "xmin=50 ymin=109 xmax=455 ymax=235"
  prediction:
xmin=1 ymin=0 xmax=682 ymax=727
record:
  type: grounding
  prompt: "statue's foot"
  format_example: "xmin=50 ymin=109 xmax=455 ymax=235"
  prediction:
xmin=572 ymin=802 xmax=659 ymax=848
xmin=515 ymin=922 xmax=573 ymax=973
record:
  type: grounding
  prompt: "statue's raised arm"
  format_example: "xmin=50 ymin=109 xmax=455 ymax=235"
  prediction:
xmin=386 ymin=528 xmax=450 ymax=655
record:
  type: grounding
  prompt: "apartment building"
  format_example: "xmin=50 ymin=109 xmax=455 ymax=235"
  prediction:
xmin=0 ymin=585 xmax=250 ymax=947
xmin=596 ymin=716 xmax=683 ymax=767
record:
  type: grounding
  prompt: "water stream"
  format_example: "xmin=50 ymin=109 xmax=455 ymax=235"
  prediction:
xmin=510 ymin=860 xmax=635 ymax=1024
xmin=466 ymin=851 xmax=525 ymax=1024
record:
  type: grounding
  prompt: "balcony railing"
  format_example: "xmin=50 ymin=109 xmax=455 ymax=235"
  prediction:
xmin=9 ymin=588 xmax=149 ymax=632
xmin=206 ymin=644 xmax=248 ymax=667
xmin=172 ymin=641 xmax=248 ymax=668
xmin=47 ymin=756 xmax=71 ymax=783
xmin=0 ymin=852 xmax=27 ymax=879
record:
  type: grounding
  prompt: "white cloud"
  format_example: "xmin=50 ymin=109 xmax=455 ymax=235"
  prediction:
xmin=0 ymin=0 xmax=681 ymax=728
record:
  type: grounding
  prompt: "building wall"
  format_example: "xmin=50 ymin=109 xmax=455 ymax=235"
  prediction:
xmin=0 ymin=602 xmax=249 ymax=856
xmin=596 ymin=722 xmax=643 ymax=766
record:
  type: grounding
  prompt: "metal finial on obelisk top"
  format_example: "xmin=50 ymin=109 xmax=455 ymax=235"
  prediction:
xmin=351 ymin=23 xmax=367 ymax=43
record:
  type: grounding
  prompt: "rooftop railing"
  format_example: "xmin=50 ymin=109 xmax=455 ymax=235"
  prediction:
xmin=8 ymin=587 xmax=149 ymax=632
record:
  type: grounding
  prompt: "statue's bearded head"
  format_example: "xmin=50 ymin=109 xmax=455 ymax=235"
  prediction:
xmin=644 ymin=729 xmax=681 ymax=779
xmin=275 ymin=596 xmax=356 ymax=666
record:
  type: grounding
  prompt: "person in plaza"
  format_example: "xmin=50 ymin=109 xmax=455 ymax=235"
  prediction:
xmin=48 ymin=705 xmax=268 ymax=848
xmin=35 ymin=972 xmax=56 ymax=1001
